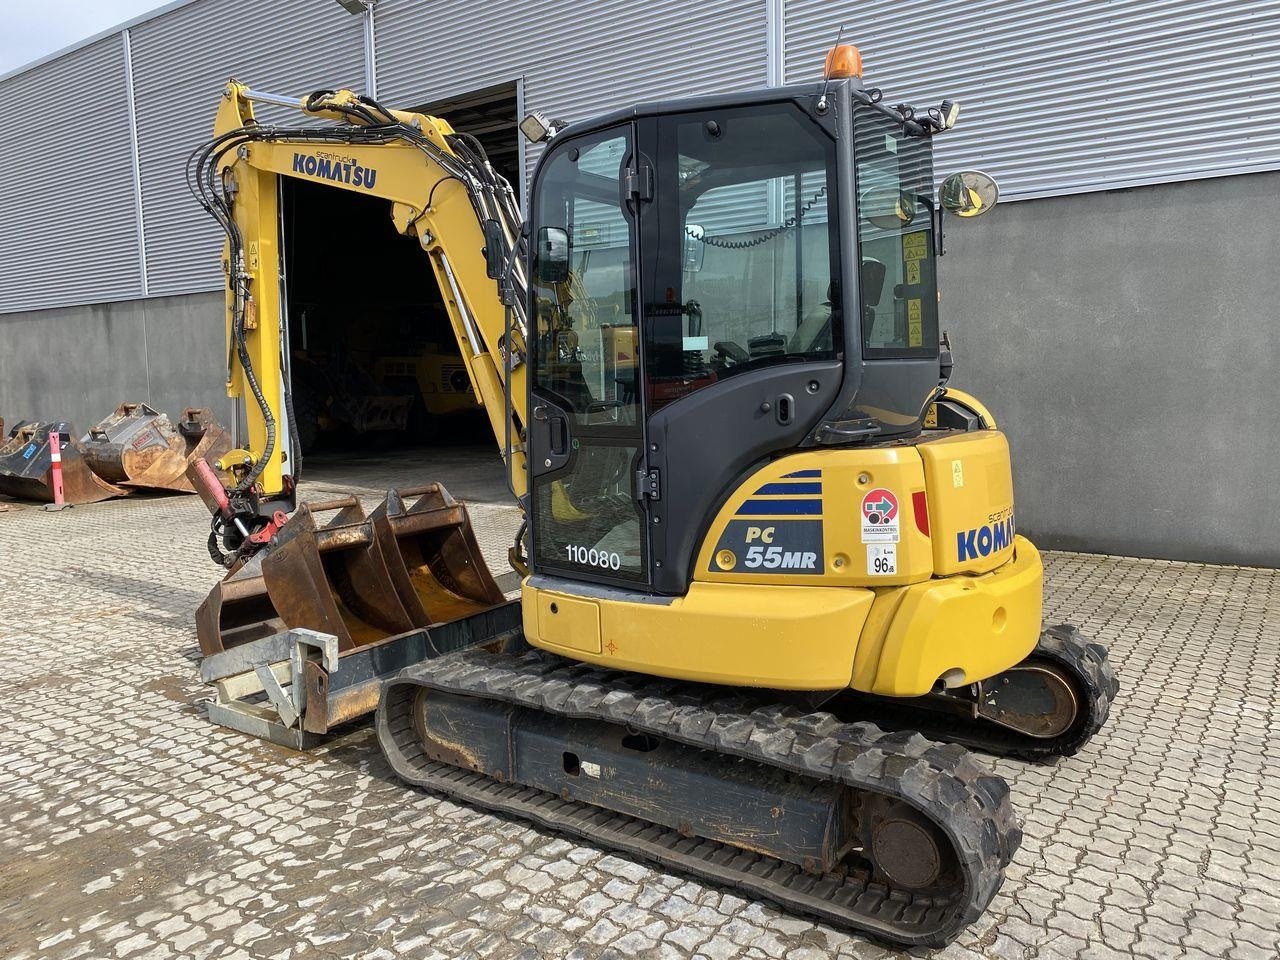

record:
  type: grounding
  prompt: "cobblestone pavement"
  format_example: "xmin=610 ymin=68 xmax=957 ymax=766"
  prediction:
xmin=2 ymin=448 xmax=1279 ymax=960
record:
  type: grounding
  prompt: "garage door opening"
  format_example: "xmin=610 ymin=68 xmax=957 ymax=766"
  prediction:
xmin=280 ymin=82 xmax=520 ymax=456
xmin=415 ymin=82 xmax=522 ymax=195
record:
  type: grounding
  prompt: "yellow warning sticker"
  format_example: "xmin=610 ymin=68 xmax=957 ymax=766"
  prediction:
xmin=923 ymin=404 xmax=938 ymax=428
xmin=908 ymin=299 xmax=922 ymax=347
xmin=905 ymin=259 xmax=921 ymax=284
xmin=902 ymin=231 xmax=928 ymax=262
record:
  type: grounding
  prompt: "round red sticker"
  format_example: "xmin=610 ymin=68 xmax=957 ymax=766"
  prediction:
xmin=861 ymin=488 xmax=899 ymax=525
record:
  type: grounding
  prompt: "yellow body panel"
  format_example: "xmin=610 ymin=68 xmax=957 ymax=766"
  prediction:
xmin=534 ymin=592 xmax=602 ymax=655
xmin=852 ymin=536 xmax=1043 ymax=696
xmin=918 ymin=431 xmax=1016 ymax=576
xmin=524 ymin=580 xmax=875 ymax=689
xmin=526 ymin=429 xmax=1043 ymax=697
xmin=695 ymin=431 xmax=1017 ymax=587
xmin=694 ymin=449 xmax=933 ymax=587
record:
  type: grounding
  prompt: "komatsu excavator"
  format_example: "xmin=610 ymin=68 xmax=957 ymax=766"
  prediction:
xmin=189 ymin=45 xmax=1118 ymax=946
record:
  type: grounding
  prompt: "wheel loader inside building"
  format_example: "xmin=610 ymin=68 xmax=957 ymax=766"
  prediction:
xmin=188 ymin=46 xmax=1118 ymax=947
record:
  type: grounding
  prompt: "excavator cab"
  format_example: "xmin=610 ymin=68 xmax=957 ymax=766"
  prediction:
xmin=525 ymin=76 xmax=950 ymax=594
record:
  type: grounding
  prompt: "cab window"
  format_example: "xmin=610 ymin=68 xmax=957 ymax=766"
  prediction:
xmin=645 ymin=103 xmax=841 ymax=412
xmin=854 ymin=109 xmax=939 ymax=358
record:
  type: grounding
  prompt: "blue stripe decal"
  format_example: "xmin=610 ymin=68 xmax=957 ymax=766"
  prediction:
xmin=735 ymin=499 xmax=823 ymax=516
xmin=754 ymin=482 xmax=822 ymax=495
xmin=782 ymin=469 xmax=821 ymax=478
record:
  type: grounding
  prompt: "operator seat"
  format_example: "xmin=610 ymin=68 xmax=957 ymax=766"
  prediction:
xmin=787 ymin=260 xmax=885 ymax=353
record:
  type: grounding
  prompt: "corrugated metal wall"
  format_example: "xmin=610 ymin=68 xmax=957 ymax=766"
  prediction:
xmin=784 ymin=0 xmax=1280 ymax=199
xmin=4 ymin=0 xmax=1280 ymax=314
xmin=0 ymin=36 xmax=143 ymax=313
xmin=129 ymin=0 xmax=366 ymax=297
xmin=374 ymin=0 xmax=768 ymax=180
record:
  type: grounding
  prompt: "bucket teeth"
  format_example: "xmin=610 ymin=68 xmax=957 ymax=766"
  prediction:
xmin=80 ymin=402 xmax=233 ymax=494
xmin=196 ymin=483 xmax=507 ymax=657
xmin=0 ymin=420 xmax=128 ymax=504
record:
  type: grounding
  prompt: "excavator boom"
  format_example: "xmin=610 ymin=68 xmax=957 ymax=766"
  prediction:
xmin=190 ymin=81 xmax=529 ymax=564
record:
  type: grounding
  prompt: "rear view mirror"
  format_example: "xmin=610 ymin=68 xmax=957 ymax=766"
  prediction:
xmin=482 ymin=219 xmax=506 ymax=280
xmin=535 ymin=226 xmax=570 ymax=284
xmin=940 ymin=171 xmax=999 ymax=218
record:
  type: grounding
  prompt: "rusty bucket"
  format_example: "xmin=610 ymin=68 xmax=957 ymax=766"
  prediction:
xmin=81 ymin=403 xmax=233 ymax=494
xmin=196 ymin=483 xmax=506 ymax=656
xmin=0 ymin=421 xmax=128 ymax=504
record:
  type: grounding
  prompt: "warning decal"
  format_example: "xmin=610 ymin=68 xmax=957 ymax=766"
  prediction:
xmin=861 ymin=488 xmax=900 ymax=543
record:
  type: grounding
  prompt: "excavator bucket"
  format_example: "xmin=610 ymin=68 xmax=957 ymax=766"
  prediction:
xmin=0 ymin=420 xmax=128 ymax=504
xmin=196 ymin=483 xmax=506 ymax=656
xmin=81 ymin=403 xmax=233 ymax=494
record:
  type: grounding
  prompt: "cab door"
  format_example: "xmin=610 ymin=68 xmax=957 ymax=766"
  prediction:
xmin=527 ymin=125 xmax=651 ymax=587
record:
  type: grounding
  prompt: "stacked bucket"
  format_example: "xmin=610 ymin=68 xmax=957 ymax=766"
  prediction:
xmin=0 ymin=403 xmax=232 ymax=505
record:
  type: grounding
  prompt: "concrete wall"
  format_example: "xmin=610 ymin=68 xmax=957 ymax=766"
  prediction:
xmin=2 ymin=172 xmax=1276 ymax=567
xmin=943 ymin=171 xmax=1280 ymax=567
xmin=0 ymin=292 xmax=229 ymax=438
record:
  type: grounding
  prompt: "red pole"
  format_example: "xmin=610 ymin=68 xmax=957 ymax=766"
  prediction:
xmin=43 ymin=426 xmax=72 ymax=512
xmin=48 ymin=428 xmax=65 ymax=505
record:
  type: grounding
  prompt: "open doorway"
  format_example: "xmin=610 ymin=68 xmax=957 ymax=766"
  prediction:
xmin=279 ymin=82 xmax=520 ymax=455
xmin=416 ymin=81 xmax=522 ymax=198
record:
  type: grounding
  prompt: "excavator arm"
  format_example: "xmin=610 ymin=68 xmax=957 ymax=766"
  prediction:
xmin=188 ymin=82 xmax=529 ymax=564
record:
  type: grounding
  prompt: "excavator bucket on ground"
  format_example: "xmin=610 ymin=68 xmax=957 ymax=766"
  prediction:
xmin=195 ymin=483 xmax=509 ymax=736
xmin=81 ymin=403 xmax=232 ymax=494
xmin=0 ymin=420 xmax=128 ymax=504
xmin=196 ymin=483 xmax=507 ymax=655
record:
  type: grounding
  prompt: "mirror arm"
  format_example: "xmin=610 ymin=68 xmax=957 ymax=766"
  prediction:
xmin=933 ymin=203 xmax=945 ymax=257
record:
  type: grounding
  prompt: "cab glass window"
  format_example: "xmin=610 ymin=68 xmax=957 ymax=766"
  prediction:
xmin=645 ymin=103 xmax=841 ymax=412
xmin=854 ymin=109 xmax=939 ymax=358
xmin=531 ymin=132 xmax=638 ymax=423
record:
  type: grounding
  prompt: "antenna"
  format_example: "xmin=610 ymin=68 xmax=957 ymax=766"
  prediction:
xmin=817 ymin=23 xmax=846 ymax=112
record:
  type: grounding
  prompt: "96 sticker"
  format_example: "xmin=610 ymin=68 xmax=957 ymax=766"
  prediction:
xmin=867 ymin=543 xmax=897 ymax=576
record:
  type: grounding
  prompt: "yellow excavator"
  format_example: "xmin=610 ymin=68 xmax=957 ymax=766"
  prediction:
xmin=188 ymin=44 xmax=1117 ymax=947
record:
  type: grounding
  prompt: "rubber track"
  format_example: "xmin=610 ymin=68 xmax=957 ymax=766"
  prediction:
xmin=377 ymin=646 xmax=1023 ymax=947
xmin=840 ymin=626 xmax=1120 ymax=762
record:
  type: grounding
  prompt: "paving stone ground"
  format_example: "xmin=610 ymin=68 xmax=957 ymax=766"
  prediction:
xmin=2 ymin=446 xmax=1278 ymax=960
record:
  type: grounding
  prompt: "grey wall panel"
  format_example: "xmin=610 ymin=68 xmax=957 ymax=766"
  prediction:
xmin=0 ymin=292 xmax=230 ymax=432
xmin=375 ymin=0 xmax=768 ymax=181
xmin=130 ymin=0 xmax=366 ymax=298
xmin=939 ymin=171 xmax=1280 ymax=567
xmin=784 ymin=0 xmax=1280 ymax=199
xmin=0 ymin=36 xmax=142 ymax=314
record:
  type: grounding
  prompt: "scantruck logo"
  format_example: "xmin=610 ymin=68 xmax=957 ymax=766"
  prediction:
xmin=292 ymin=152 xmax=379 ymax=189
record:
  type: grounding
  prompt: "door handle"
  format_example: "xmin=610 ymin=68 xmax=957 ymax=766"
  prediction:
xmin=775 ymin=393 xmax=795 ymax=426
xmin=550 ymin=416 xmax=569 ymax=455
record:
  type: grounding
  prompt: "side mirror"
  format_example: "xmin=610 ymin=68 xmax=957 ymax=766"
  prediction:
xmin=939 ymin=171 xmax=999 ymax=218
xmin=535 ymin=226 xmax=570 ymax=284
xmin=683 ymin=223 xmax=706 ymax=273
xmin=481 ymin=219 xmax=506 ymax=280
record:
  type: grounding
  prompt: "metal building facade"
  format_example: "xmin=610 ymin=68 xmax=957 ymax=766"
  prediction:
xmin=0 ymin=35 xmax=143 ymax=313
xmin=375 ymin=0 xmax=768 ymax=181
xmin=129 ymin=0 xmax=366 ymax=297
xmin=784 ymin=0 xmax=1280 ymax=199
xmin=4 ymin=0 xmax=1280 ymax=317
